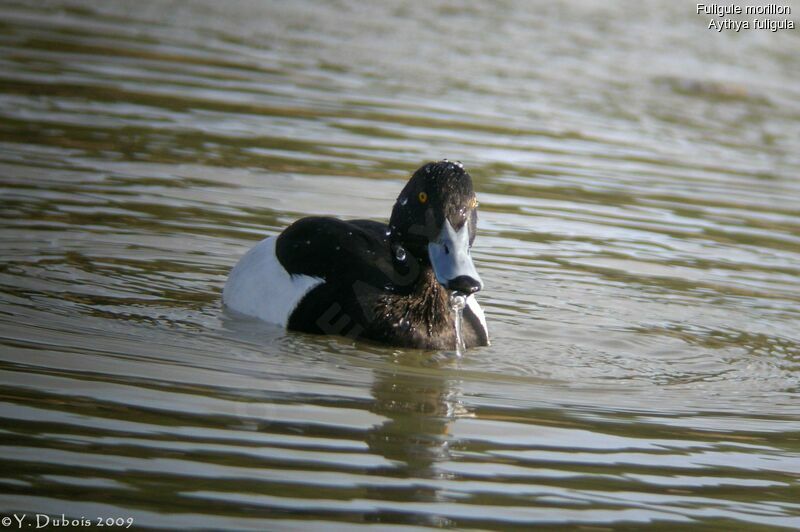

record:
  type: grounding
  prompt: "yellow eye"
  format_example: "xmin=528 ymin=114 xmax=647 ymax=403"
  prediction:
xmin=418 ymin=191 xmax=428 ymax=203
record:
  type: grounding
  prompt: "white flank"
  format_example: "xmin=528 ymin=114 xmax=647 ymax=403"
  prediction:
xmin=223 ymin=236 xmax=324 ymax=327
xmin=466 ymin=294 xmax=489 ymax=342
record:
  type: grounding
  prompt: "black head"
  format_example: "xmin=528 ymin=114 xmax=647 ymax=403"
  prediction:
xmin=389 ymin=160 xmax=483 ymax=295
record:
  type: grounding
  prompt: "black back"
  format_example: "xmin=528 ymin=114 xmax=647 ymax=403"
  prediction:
xmin=278 ymin=217 xmax=394 ymax=340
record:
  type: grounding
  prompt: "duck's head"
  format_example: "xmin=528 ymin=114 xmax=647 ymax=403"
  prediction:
xmin=389 ymin=160 xmax=483 ymax=295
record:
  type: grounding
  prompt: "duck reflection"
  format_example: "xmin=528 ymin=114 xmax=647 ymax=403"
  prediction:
xmin=366 ymin=353 xmax=471 ymax=479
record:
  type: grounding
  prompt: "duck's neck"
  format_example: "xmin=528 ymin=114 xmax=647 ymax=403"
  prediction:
xmin=376 ymin=265 xmax=452 ymax=340
xmin=413 ymin=267 xmax=451 ymax=334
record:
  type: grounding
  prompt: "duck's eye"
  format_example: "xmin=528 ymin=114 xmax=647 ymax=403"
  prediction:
xmin=418 ymin=191 xmax=428 ymax=204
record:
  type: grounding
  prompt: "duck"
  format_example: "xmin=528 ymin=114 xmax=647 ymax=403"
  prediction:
xmin=223 ymin=160 xmax=489 ymax=349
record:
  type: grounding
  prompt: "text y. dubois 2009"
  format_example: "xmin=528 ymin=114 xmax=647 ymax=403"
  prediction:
xmin=1 ymin=514 xmax=135 ymax=529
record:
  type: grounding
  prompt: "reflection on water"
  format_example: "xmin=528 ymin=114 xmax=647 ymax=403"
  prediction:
xmin=368 ymin=358 xmax=464 ymax=476
xmin=1 ymin=0 xmax=799 ymax=528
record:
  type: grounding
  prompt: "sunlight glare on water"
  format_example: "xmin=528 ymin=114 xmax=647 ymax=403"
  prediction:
xmin=0 ymin=0 xmax=799 ymax=528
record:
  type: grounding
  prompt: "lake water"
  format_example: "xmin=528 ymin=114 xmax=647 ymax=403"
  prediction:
xmin=1 ymin=0 xmax=799 ymax=529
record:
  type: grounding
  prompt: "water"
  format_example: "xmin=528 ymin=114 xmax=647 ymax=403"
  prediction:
xmin=1 ymin=0 xmax=799 ymax=528
xmin=450 ymin=293 xmax=467 ymax=357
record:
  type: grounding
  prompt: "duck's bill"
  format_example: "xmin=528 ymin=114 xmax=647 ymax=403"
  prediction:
xmin=428 ymin=220 xmax=483 ymax=295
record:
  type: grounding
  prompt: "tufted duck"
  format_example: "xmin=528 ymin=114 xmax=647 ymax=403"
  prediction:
xmin=223 ymin=160 xmax=489 ymax=349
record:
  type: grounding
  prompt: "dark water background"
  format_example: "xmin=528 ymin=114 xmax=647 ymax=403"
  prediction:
xmin=1 ymin=0 xmax=799 ymax=528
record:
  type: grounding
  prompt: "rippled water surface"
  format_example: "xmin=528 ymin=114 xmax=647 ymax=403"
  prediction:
xmin=1 ymin=0 xmax=799 ymax=528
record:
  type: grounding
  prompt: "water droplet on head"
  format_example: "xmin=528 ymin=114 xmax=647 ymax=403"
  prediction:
xmin=454 ymin=160 xmax=464 ymax=169
xmin=399 ymin=196 xmax=408 ymax=206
